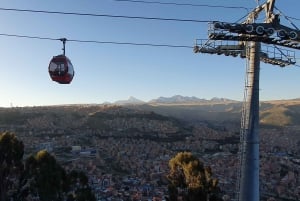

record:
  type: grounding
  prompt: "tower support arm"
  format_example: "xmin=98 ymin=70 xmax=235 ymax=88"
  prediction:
xmin=246 ymin=0 xmax=276 ymax=23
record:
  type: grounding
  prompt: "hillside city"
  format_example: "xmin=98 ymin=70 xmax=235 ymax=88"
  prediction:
xmin=0 ymin=102 xmax=300 ymax=201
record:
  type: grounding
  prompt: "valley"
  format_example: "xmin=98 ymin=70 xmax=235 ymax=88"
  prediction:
xmin=0 ymin=98 xmax=300 ymax=200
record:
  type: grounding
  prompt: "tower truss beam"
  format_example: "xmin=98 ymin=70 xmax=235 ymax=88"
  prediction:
xmin=194 ymin=39 xmax=295 ymax=67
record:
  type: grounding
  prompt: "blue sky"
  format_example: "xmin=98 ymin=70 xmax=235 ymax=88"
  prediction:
xmin=0 ymin=0 xmax=300 ymax=107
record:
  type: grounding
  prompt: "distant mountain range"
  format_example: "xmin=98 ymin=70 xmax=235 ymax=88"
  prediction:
xmin=114 ymin=96 xmax=145 ymax=105
xmin=1 ymin=96 xmax=300 ymax=127
xmin=108 ymin=95 xmax=237 ymax=105
xmin=82 ymin=97 xmax=300 ymax=127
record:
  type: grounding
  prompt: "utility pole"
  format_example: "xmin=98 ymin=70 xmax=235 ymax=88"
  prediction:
xmin=194 ymin=0 xmax=299 ymax=200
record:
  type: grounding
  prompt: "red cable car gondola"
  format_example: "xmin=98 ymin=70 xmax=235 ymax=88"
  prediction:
xmin=48 ymin=38 xmax=75 ymax=84
xmin=49 ymin=55 xmax=74 ymax=84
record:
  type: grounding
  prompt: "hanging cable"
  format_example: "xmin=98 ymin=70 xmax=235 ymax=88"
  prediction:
xmin=112 ymin=0 xmax=250 ymax=12
xmin=0 ymin=33 xmax=59 ymax=41
xmin=275 ymin=6 xmax=299 ymax=30
xmin=286 ymin=16 xmax=300 ymax=21
xmin=0 ymin=7 xmax=210 ymax=23
xmin=68 ymin=38 xmax=193 ymax=48
xmin=0 ymin=32 xmax=195 ymax=49
xmin=113 ymin=0 xmax=250 ymax=24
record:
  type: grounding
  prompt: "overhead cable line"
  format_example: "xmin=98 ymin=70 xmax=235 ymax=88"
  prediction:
xmin=0 ymin=32 xmax=299 ymax=66
xmin=112 ymin=0 xmax=250 ymax=12
xmin=275 ymin=6 xmax=299 ymax=30
xmin=0 ymin=33 xmax=59 ymax=41
xmin=0 ymin=7 xmax=210 ymax=23
xmin=0 ymin=33 xmax=194 ymax=49
xmin=9 ymin=32 xmax=300 ymax=68
xmin=68 ymin=38 xmax=193 ymax=48
xmin=287 ymin=16 xmax=300 ymax=21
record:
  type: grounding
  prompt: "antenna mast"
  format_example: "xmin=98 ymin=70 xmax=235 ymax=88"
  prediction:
xmin=194 ymin=0 xmax=299 ymax=200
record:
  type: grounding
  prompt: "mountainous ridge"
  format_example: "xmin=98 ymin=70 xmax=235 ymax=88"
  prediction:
xmin=107 ymin=95 xmax=300 ymax=106
xmin=110 ymin=95 xmax=238 ymax=105
xmin=1 ymin=96 xmax=300 ymax=127
xmin=125 ymin=99 xmax=300 ymax=127
xmin=114 ymin=96 xmax=145 ymax=105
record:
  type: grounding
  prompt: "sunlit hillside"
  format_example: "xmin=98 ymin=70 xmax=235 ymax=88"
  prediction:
xmin=1 ymin=98 xmax=300 ymax=128
xmin=128 ymin=99 xmax=300 ymax=127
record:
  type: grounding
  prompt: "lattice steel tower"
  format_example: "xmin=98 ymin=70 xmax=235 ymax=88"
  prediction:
xmin=194 ymin=0 xmax=299 ymax=200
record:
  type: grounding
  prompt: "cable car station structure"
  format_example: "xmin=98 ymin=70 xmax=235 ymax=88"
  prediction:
xmin=194 ymin=0 xmax=299 ymax=200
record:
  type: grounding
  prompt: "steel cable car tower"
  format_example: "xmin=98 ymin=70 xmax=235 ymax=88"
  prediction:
xmin=194 ymin=0 xmax=299 ymax=200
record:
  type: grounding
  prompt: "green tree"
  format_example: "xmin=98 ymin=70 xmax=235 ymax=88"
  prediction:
xmin=167 ymin=152 xmax=223 ymax=201
xmin=20 ymin=152 xmax=96 ymax=201
xmin=0 ymin=131 xmax=24 ymax=201
xmin=67 ymin=170 xmax=96 ymax=201
xmin=21 ymin=150 xmax=68 ymax=201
